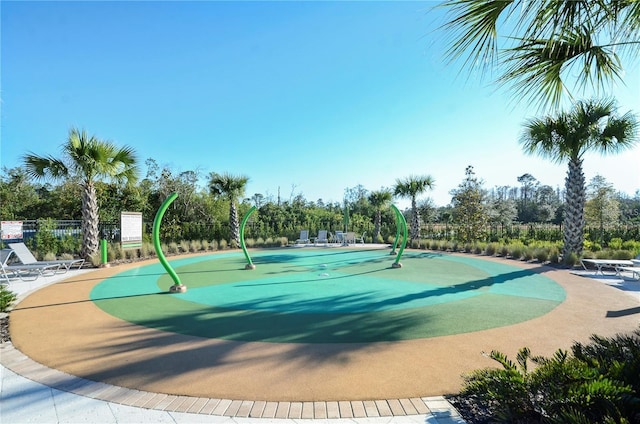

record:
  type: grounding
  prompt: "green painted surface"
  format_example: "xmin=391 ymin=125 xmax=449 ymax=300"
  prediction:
xmin=91 ymin=249 xmax=565 ymax=343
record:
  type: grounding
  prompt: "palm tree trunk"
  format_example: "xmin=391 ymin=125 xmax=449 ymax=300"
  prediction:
xmin=230 ymin=202 xmax=240 ymax=247
xmin=562 ymin=158 xmax=586 ymax=259
xmin=374 ymin=209 xmax=382 ymax=242
xmin=81 ymin=181 xmax=100 ymax=259
xmin=411 ymin=197 xmax=420 ymax=241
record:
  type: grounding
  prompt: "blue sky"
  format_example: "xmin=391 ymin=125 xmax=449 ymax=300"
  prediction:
xmin=1 ymin=1 xmax=639 ymax=208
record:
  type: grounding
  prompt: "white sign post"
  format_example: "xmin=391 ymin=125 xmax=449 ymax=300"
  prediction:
xmin=120 ymin=212 xmax=143 ymax=249
xmin=1 ymin=221 xmax=24 ymax=240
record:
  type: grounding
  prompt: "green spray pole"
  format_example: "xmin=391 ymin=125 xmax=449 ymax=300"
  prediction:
xmin=100 ymin=239 xmax=109 ymax=267
xmin=390 ymin=206 xmax=402 ymax=255
xmin=240 ymin=206 xmax=257 ymax=269
xmin=391 ymin=204 xmax=408 ymax=268
xmin=153 ymin=192 xmax=185 ymax=292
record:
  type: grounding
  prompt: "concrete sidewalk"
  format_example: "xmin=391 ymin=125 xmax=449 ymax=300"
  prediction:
xmin=1 ymin=268 xmax=465 ymax=424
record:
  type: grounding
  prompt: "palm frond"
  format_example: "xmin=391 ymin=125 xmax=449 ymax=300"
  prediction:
xmin=438 ymin=0 xmax=514 ymax=72
xmin=22 ymin=153 xmax=69 ymax=181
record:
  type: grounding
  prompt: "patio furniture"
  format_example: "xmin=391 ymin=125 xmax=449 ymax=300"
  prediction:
xmin=8 ymin=242 xmax=85 ymax=272
xmin=580 ymin=258 xmax=633 ymax=276
xmin=312 ymin=230 xmax=329 ymax=246
xmin=1 ymin=249 xmax=61 ymax=284
xmin=295 ymin=230 xmax=310 ymax=245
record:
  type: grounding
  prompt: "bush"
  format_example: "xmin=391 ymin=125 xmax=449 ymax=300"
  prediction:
xmin=0 ymin=285 xmax=17 ymax=312
xmin=509 ymin=243 xmax=524 ymax=260
xmin=189 ymin=240 xmax=203 ymax=252
xmin=218 ymin=239 xmax=228 ymax=250
xmin=485 ymin=243 xmax=497 ymax=256
xmin=534 ymin=248 xmax=548 ymax=263
xmin=178 ymin=240 xmax=190 ymax=253
xmin=548 ymin=246 xmax=560 ymax=264
xmin=455 ymin=328 xmax=640 ymax=423
xmin=168 ymin=242 xmax=179 ymax=254
xmin=563 ymin=252 xmax=579 ymax=267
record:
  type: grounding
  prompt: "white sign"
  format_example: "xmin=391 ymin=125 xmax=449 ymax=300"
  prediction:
xmin=120 ymin=212 xmax=143 ymax=249
xmin=1 ymin=221 xmax=23 ymax=240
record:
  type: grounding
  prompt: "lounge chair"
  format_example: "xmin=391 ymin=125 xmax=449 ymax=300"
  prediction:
xmin=7 ymin=242 xmax=85 ymax=273
xmin=312 ymin=230 xmax=329 ymax=246
xmin=332 ymin=231 xmax=344 ymax=245
xmin=1 ymin=249 xmax=61 ymax=284
xmin=355 ymin=232 xmax=366 ymax=244
xmin=295 ymin=230 xmax=310 ymax=245
xmin=580 ymin=258 xmax=634 ymax=276
xmin=345 ymin=232 xmax=357 ymax=245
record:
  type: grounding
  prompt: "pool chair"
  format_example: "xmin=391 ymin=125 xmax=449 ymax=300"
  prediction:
xmin=345 ymin=232 xmax=357 ymax=245
xmin=312 ymin=230 xmax=329 ymax=246
xmin=332 ymin=231 xmax=345 ymax=245
xmin=295 ymin=230 xmax=310 ymax=245
xmin=7 ymin=242 xmax=85 ymax=273
xmin=1 ymin=248 xmax=61 ymax=284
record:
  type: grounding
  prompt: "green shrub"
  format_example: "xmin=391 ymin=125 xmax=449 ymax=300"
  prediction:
xmin=43 ymin=252 xmax=57 ymax=261
xmin=612 ymin=249 xmax=633 ymax=260
xmin=186 ymin=240 xmax=198 ymax=252
xmin=218 ymin=239 xmax=228 ymax=250
xmin=522 ymin=247 xmax=534 ymax=261
xmin=34 ymin=218 xmax=60 ymax=259
xmin=608 ymin=237 xmax=623 ymax=250
xmin=563 ymin=252 xmax=579 ymax=267
xmin=509 ymin=243 xmax=524 ymax=260
xmin=485 ymin=243 xmax=497 ymax=256
xmin=168 ymin=242 xmax=179 ymax=254
xmin=499 ymin=245 xmax=510 ymax=257
xmin=0 ymin=285 xmax=17 ymax=312
xmin=548 ymin=246 xmax=560 ymax=264
xmin=457 ymin=328 xmax=640 ymax=423
xmin=474 ymin=243 xmax=486 ymax=255
xmin=535 ymin=248 xmax=548 ymax=263
xmin=429 ymin=240 xmax=439 ymax=250
xmin=178 ymin=240 xmax=190 ymax=253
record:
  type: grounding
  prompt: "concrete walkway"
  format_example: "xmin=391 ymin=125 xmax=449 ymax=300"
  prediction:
xmin=1 ymin=268 xmax=465 ymax=424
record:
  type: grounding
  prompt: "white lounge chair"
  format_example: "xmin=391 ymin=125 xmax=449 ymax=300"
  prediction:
xmin=312 ymin=230 xmax=329 ymax=246
xmin=295 ymin=230 xmax=310 ymax=245
xmin=332 ymin=231 xmax=345 ymax=245
xmin=345 ymin=232 xmax=357 ymax=245
xmin=1 ymin=249 xmax=61 ymax=284
xmin=355 ymin=232 xmax=366 ymax=244
xmin=580 ymin=258 xmax=634 ymax=276
xmin=7 ymin=242 xmax=85 ymax=273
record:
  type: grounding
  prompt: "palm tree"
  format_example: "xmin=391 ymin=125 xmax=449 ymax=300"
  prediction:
xmin=23 ymin=127 xmax=138 ymax=259
xmin=368 ymin=189 xmax=392 ymax=243
xmin=438 ymin=0 xmax=640 ymax=109
xmin=208 ymin=172 xmax=249 ymax=246
xmin=393 ymin=175 xmax=435 ymax=241
xmin=520 ymin=99 xmax=638 ymax=259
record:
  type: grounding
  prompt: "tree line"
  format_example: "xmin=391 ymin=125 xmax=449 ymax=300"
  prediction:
xmin=2 ymin=154 xmax=638 ymax=256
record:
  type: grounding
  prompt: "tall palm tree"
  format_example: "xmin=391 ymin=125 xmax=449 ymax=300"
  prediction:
xmin=520 ymin=99 xmax=638 ymax=258
xmin=393 ymin=175 xmax=435 ymax=241
xmin=368 ymin=189 xmax=392 ymax=242
xmin=438 ymin=0 xmax=640 ymax=109
xmin=208 ymin=172 xmax=249 ymax=246
xmin=23 ymin=127 xmax=139 ymax=259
